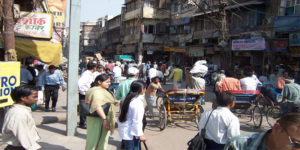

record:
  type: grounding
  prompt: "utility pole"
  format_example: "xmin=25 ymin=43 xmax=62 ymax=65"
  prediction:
xmin=66 ymin=0 xmax=81 ymax=136
xmin=137 ymin=0 xmax=144 ymax=65
xmin=3 ymin=0 xmax=17 ymax=61
xmin=219 ymin=0 xmax=228 ymax=42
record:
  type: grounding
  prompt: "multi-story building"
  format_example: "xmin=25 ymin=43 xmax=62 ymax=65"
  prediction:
xmin=80 ymin=21 xmax=98 ymax=57
xmin=122 ymin=0 xmax=170 ymax=63
xmin=104 ymin=15 xmax=123 ymax=56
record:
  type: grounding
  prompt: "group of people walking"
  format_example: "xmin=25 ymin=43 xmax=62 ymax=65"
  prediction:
xmin=2 ymin=58 xmax=300 ymax=150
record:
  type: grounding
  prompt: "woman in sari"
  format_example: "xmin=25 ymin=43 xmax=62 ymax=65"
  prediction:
xmin=85 ymin=74 xmax=115 ymax=150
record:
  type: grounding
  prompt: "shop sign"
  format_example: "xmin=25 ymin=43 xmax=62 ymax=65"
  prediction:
xmin=48 ymin=0 xmax=67 ymax=28
xmin=188 ymin=47 xmax=204 ymax=57
xmin=273 ymin=40 xmax=288 ymax=52
xmin=175 ymin=48 xmax=186 ymax=53
xmin=289 ymin=33 xmax=300 ymax=46
xmin=232 ymin=38 xmax=265 ymax=50
xmin=0 ymin=62 xmax=20 ymax=108
xmin=164 ymin=47 xmax=175 ymax=52
xmin=274 ymin=16 xmax=300 ymax=32
xmin=14 ymin=12 xmax=53 ymax=39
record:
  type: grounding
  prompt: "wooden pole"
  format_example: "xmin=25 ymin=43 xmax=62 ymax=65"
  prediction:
xmin=3 ymin=0 xmax=17 ymax=61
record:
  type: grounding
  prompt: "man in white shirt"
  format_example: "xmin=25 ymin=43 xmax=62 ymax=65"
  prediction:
xmin=93 ymin=65 xmax=104 ymax=78
xmin=2 ymin=85 xmax=41 ymax=150
xmin=78 ymin=62 xmax=97 ymax=129
xmin=240 ymin=69 xmax=261 ymax=91
xmin=199 ymin=92 xmax=240 ymax=150
xmin=113 ymin=61 xmax=122 ymax=79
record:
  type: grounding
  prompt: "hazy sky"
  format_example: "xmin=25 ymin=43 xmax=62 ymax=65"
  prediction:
xmin=66 ymin=0 xmax=124 ymax=24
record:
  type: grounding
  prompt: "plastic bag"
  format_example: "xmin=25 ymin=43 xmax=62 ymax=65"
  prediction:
xmin=36 ymin=90 xmax=44 ymax=105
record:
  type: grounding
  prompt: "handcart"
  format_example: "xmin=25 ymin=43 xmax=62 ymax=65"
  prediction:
xmin=228 ymin=90 xmax=263 ymax=128
xmin=156 ymin=89 xmax=205 ymax=131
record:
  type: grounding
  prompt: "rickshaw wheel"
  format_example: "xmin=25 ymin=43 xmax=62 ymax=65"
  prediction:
xmin=252 ymin=106 xmax=263 ymax=128
xmin=266 ymin=106 xmax=281 ymax=128
xmin=158 ymin=104 xmax=167 ymax=131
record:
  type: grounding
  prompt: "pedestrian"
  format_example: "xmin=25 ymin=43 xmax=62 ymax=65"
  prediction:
xmin=2 ymin=85 xmax=41 ymax=150
xmin=280 ymin=77 xmax=300 ymax=114
xmin=153 ymin=61 xmax=158 ymax=69
xmin=145 ymin=76 xmax=165 ymax=118
xmin=173 ymin=65 xmax=183 ymax=89
xmin=115 ymin=67 xmax=140 ymax=149
xmin=93 ymin=65 xmax=105 ymax=78
xmin=147 ymin=65 xmax=157 ymax=86
xmin=276 ymin=71 xmax=289 ymax=93
xmin=115 ymin=67 xmax=139 ymax=103
xmin=85 ymin=74 xmax=115 ymax=150
xmin=240 ymin=68 xmax=261 ymax=91
xmin=118 ymin=80 xmax=147 ymax=150
xmin=185 ymin=68 xmax=192 ymax=88
xmin=199 ymin=92 xmax=240 ymax=150
xmin=20 ymin=64 xmax=33 ymax=86
xmin=190 ymin=72 xmax=206 ymax=90
xmin=105 ymin=60 xmax=114 ymax=72
xmin=42 ymin=65 xmax=66 ymax=112
xmin=217 ymin=70 xmax=241 ymax=92
xmin=78 ymin=62 xmax=97 ymax=129
xmin=225 ymin=113 xmax=300 ymax=150
xmin=269 ymin=69 xmax=279 ymax=82
xmin=35 ymin=63 xmax=46 ymax=90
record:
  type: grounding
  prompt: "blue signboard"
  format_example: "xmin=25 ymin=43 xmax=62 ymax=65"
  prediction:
xmin=274 ymin=16 xmax=300 ymax=32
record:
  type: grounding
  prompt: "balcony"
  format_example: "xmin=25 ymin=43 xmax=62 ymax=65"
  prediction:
xmin=143 ymin=7 xmax=170 ymax=19
xmin=124 ymin=8 xmax=142 ymax=21
xmin=124 ymin=6 xmax=170 ymax=21
xmin=142 ymin=34 xmax=166 ymax=44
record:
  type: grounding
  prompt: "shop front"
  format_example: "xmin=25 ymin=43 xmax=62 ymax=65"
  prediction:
xmin=231 ymin=38 xmax=267 ymax=72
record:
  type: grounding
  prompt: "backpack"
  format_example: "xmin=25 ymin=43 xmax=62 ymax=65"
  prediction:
xmin=187 ymin=109 xmax=214 ymax=150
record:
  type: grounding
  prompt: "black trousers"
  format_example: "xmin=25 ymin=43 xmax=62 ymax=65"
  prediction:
xmin=5 ymin=145 xmax=25 ymax=150
xmin=79 ymin=93 xmax=86 ymax=126
xmin=44 ymin=84 xmax=59 ymax=109
xmin=204 ymin=139 xmax=225 ymax=150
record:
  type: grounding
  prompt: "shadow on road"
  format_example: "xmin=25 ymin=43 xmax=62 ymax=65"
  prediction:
xmin=39 ymin=142 xmax=69 ymax=150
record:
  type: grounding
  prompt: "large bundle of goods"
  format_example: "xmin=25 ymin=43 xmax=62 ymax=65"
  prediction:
xmin=190 ymin=60 xmax=208 ymax=77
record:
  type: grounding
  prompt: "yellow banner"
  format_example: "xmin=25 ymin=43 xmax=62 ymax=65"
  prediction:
xmin=0 ymin=62 xmax=20 ymax=108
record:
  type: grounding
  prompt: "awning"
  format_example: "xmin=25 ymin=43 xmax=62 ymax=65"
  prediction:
xmin=15 ymin=38 xmax=62 ymax=66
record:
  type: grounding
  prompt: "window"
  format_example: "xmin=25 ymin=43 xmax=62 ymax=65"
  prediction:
xmin=279 ymin=0 xmax=300 ymax=16
xmin=144 ymin=24 xmax=155 ymax=34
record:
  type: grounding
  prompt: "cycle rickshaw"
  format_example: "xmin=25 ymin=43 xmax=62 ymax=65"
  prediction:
xmin=228 ymin=90 xmax=263 ymax=128
xmin=156 ymin=89 xmax=205 ymax=131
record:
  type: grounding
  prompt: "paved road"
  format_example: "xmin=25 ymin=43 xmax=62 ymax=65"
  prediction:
xmin=0 ymin=81 xmax=271 ymax=150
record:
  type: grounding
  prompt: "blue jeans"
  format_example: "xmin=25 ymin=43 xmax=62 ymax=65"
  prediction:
xmin=124 ymin=137 xmax=140 ymax=150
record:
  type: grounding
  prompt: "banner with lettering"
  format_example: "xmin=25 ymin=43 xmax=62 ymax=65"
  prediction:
xmin=0 ymin=62 xmax=20 ymax=108
xmin=232 ymin=38 xmax=266 ymax=50
xmin=14 ymin=12 xmax=53 ymax=39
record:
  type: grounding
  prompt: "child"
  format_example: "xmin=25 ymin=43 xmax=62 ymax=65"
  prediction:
xmin=145 ymin=76 xmax=165 ymax=118
xmin=118 ymin=80 xmax=147 ymax=150
xmin=2 ymin=85 xmax=41 ymax=150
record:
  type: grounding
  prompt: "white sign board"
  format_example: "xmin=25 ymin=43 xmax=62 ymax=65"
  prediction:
xmin=232 ymin=38 xmax=265 ymax=50
xmin=14 ymin=12 xmax=53 ymax=39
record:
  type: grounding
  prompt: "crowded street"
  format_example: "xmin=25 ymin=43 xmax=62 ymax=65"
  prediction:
xmin=1 ymin=0 xmax=300 ymax=150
